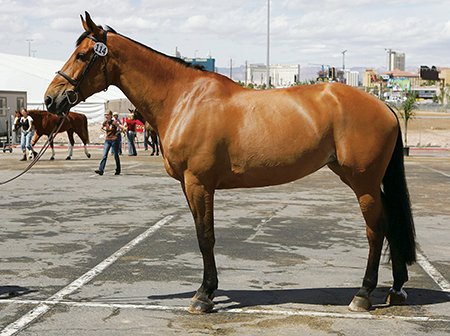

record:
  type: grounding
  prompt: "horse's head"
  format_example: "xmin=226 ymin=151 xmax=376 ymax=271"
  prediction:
xmin=129 ymin=108 xmax=146 ymax=124
xmin=13 ymin=111 xmax=21 ymax=131
xmin=45 ymin=12 xmax=110 ymax=116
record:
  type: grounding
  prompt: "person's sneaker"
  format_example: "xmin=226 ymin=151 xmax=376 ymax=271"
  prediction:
xmin=95 ymin=170 xmax=104 ymax=175
xmin=20 ymin=156 xmax=27 ymax=161
xmin=114 ymin=171 xmax=120 ymax=175
xmin=32 ymin=150 xmax=38 ymax=158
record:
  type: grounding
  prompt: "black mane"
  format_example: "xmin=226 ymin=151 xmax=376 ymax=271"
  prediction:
xmin=76 ymin=25 xmax=198 ymax=70
xmin=76 ymin=25 xmax=116 ymax=46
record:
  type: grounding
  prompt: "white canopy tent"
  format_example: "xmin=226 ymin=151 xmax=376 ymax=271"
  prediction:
xmin=0 ymin=52 xmax=125 ymax=123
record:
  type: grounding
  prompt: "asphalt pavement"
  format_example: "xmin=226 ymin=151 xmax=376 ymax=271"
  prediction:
xmin=0 ymin=147 xmax=449 ymax=335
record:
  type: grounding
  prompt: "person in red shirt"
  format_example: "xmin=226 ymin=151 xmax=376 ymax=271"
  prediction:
xmin=125 ymin=111 xmax=138 ymax=156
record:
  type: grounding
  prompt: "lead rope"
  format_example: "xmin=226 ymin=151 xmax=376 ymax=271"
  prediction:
xmin=0 ymin=115 xmax=68 ymax=185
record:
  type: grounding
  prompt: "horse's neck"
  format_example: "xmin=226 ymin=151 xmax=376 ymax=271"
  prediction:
xmin=110 ymin=35 xmax=195 ymax=131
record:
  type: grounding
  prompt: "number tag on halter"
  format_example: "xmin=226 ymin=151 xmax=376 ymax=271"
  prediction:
xmin=93 ymin=42 xmax=108 ymax=57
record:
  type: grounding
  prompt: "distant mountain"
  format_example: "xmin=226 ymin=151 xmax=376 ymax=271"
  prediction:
xmin=216 ymin=66 xmax=246 ymax=82
xmin=215 ymin=65 xmax=421 ymax=83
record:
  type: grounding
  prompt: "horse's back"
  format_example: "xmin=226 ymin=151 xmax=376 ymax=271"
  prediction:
xmin=163 ymin=81 xmax=398 ymax=189
xmin=225 ymin=83 xmax=396 ymax=184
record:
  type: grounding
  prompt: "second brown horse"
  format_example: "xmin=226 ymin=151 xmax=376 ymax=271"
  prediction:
xmin=27 ymin=110 xmax=91 ymax=160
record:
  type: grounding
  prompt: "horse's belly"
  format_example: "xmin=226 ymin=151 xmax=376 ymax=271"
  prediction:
xmin=218 ymin=151 xmax=333 ymax=189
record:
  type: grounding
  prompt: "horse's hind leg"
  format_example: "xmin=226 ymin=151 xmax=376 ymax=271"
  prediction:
xmin=384 ymin=207 xmax=409 ymax=306
xmin=350 ymin=186 xmax=386 ymax=311
xmin=66 ymin=131 xmax=75 ymax=160
xmin=385 ymin=241 xmax=408 ymax=305
xmin=329 ymin=163 xmax=385 ymax=311
xmin=77 ymin=130 xmax=91 ymax=158
xmin=84 ymin=144 xmax=91 ymax=158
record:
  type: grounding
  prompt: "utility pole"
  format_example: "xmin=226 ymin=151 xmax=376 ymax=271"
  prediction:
xmin=26 ymin=39 xmax=33 ymax=57
xmin=266 ymin=0 xmax=270 ymax=89
xmin=245 ymin=60 xmax=248 ymax=85
xmin=341 ymin=50 xmax=347 ymax=70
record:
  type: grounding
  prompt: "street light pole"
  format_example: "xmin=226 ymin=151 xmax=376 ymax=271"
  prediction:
xmin=26 ymin=39 xmax=33 ymax=57
xmin=266 ymin=0 xmax=270 ymax=89
xmin=229 ymin=58 xmax=233 ymax=80
xmin=341 ymin=50 xmax=347 ymax=70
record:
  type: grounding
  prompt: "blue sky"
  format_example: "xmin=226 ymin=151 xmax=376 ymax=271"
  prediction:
xmin=0 ymin=0 xmax=449 ymax=69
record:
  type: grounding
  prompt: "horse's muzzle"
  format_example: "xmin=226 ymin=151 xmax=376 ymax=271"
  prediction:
xmin=45 ymin=95 xmax=54 ymax=111
xmin=45 ymin=94 xmax=70 ymax=116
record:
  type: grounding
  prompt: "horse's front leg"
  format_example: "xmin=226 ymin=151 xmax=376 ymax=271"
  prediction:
xmin=31 ymin=133 xmax=40 ymax=147
xmin=182 ymin=172 xmax=217 ymax=314
xmin=31 ymin=133 xmax=41 ymax=158
xmin=49 ymin=138 xmax=55 ymax=160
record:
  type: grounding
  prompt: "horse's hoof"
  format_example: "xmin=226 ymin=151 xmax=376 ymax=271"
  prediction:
xmin=87 ymin=153 xmax=91 ymax=158
xmin=65 ymin=156 xmax=71 ymax=160
xmin=188 ymin=298 xmax=214 ymax=314
xmin=349 ymin=295 xmax=371 ymax=312
xmin=50 ymin=157 xmax=55 ymax=161
xmin=385 ymin=288 xmax=407 ymax=306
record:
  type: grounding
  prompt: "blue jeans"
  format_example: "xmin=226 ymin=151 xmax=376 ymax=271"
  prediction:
xmin=127 ymin=131 xmax=137 ymax=155
xmin=21 ymin=130 xmax=34 ymax=151
xmin=112 ymin=133 xmax=122 ymax=155
xmin=99 ymin=139 xmax=121 ymax=174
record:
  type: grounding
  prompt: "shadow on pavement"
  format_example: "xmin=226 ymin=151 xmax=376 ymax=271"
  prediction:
xmin=147 ymin=287 xmax=450 ymax=309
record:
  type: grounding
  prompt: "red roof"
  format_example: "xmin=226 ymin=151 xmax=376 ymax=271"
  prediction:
xmin=383 ymin=69 xmax=418 ymax=77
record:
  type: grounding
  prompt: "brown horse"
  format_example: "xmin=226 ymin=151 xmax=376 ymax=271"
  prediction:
xmin=131 ymin=109 xmax=160 ymax=156
xmin=27 ymin=110 xmax=91 ymax=160
xmin=45 ymin=13 xmax=416 ymax=314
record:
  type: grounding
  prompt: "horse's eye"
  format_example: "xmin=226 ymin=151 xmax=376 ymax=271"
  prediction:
xmin=76 ymin=53 xmax=87 ymax=61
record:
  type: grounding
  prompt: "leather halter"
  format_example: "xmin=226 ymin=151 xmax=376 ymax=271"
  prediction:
xmin=56 ymin=31 xmax=109 ymax=106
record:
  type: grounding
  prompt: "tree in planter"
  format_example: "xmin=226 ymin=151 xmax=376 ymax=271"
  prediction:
xmin=399 ymin=93 xmax=417 ymax=148
xmin=436 ymin=84 xmax=450 ymax=110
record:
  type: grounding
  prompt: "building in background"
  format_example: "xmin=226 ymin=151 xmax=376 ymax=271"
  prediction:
xmin=175 ymin=48 xmax=216 ymax=72
xmin=386 ymin=50 xmax=406 ymax=71
xmin=363 ymin=69 xmax=378 ymax=88
xmin=0 ymin=90 xmax=26 ymax=145
xmin=247 ymin=64 xmax=300 ymax=87
xmin=344 ymin=70 xmax=359 ymax=87
xmin=439 ymin=67 xmax=450 ymax=86
xmin=362 ymin=66 xmax=448 ymax=101
xmin=181 ymin=57 xmax=215 ymax=72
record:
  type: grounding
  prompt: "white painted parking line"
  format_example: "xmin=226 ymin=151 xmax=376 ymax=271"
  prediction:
xmin=0 ymin=215 xmax=175 ymax=336
xmin=416 ymin=249 xmax=450 ymax=294
xmin=424 ymin=166 xmax=450 ymax=178
xmin=1 ymin=299 xmax=449 ymax=323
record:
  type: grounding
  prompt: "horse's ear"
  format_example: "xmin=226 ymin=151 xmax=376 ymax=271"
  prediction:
xmin=83 ymin=11 xmax=102 ymax=39
xmin=80 ymin=14 xmax=88 ymax=31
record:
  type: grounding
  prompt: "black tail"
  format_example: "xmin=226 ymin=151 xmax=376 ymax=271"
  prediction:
xmin=382 ymin=120 xmax=416 ymax=265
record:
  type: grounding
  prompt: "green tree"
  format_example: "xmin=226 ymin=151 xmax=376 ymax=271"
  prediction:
xmin=436 ymin=84 xmax=450 ymax=109
xmin=399 ymin=93 xmax=417 ymax=147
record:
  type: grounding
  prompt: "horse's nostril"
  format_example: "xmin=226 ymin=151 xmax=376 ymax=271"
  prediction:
xmin=45 ymin=95 xmax=53 ymax=109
